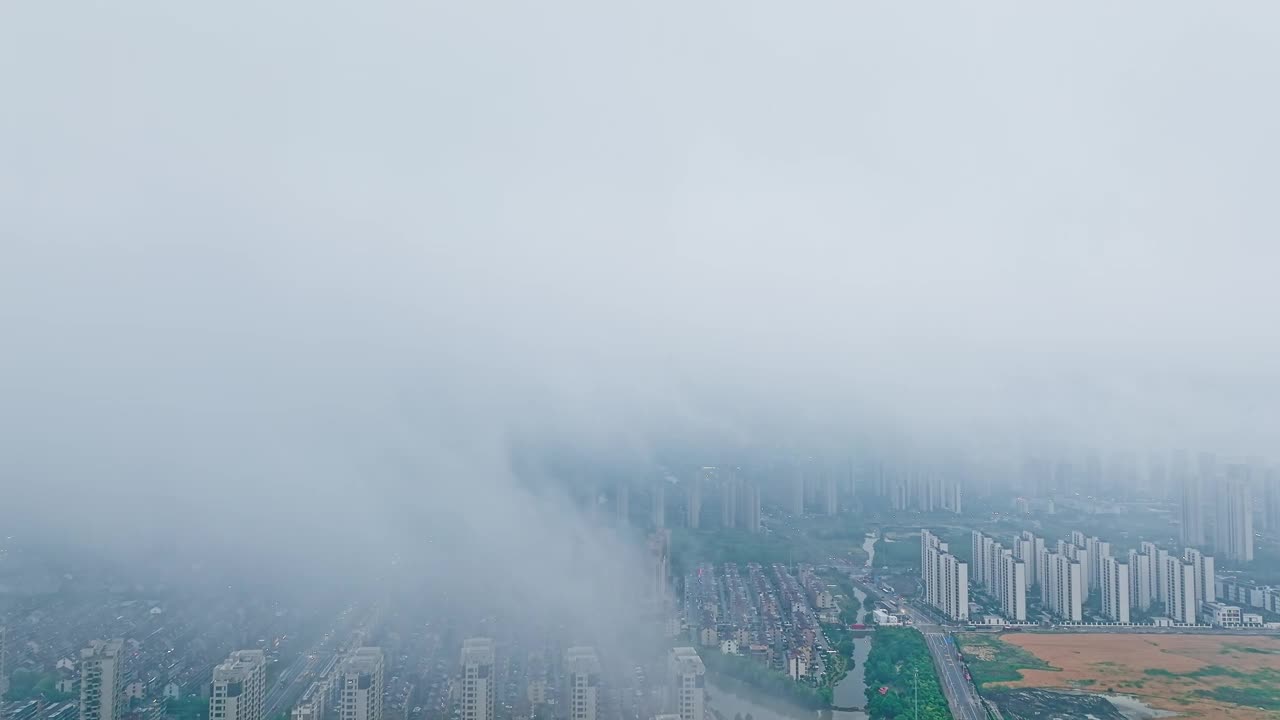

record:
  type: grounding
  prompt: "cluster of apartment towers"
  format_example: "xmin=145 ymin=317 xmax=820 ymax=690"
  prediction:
xmin=77 ymin=639 xmax=709 ymax=720
xmin=921 ymin=529 xmax=1216 ymax=626
xmin=73 ymin=642 xmax=386 ymax=720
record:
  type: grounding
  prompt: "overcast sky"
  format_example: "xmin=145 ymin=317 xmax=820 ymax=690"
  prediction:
xmin=3 ymin=2 xmax=1279 ymax=591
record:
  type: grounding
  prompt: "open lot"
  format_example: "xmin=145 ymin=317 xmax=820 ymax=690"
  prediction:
xmin=961 ymin=632 xmax=1280 ymax=719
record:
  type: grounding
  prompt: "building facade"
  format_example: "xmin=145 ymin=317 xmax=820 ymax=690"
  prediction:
xmin=1100 ymin=556 xmax=1130 ymax=623
xmin=666 ymin=648 xmax=705 ymax=720
xmin=341 ymin=648 xmax=384 ymax=720
xmin=1045 ymin=553 xmax=1083 ymax=622
xmin=461 ymin=639 xmax=495 ymax=720
xmin=998 ymin=551 xmax=1027 ymax=622
xmin=1184 ymin=548 xmax=1216 ymax=607
xmin=211 ymin=650 xmax=266 ymax=720
xmin=566 ymin=647 xmax=600 ymax=720
xmin=1216 ymin=466 xmax=1254 ymax=563
xmin=80 ymin=640 xmax=125 ymax=720
xmin=923 ymin=530 xmax=968 ymax=621
xmin=1165 ymin=558 xmax=1199 ymax=624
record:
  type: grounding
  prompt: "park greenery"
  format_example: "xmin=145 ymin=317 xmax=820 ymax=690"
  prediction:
xmin=700 ymin=649 xmax=831 ymax=709
xmin=863 ymin=627 xmax=952 ymax=720
xmin=873 ymin=535 xmax=921 ymax=571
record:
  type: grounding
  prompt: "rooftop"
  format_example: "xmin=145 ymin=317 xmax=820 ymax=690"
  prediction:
xmin=461 ymin=638 xmax=494 ymax=665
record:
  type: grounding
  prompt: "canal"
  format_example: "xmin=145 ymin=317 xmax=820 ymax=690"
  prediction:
xmin=827 ymin=533 xmax=879 ymax=719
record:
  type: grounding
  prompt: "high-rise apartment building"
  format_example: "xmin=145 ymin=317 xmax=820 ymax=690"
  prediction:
xmin=1100 ymin=556 xmax=1130 ymax=623
xmin=1013 ymin=534 xmax=1037 ymax=587
xmin=1216 ymin=465 xmax=1254 ymax=562
xmin=971 ymin=532 xmax=1000 ymax=591
xmin=720 ymin=474 xmax=737 ymax=529
xmin=461 ymin=639 xmax=495 ymax=720
xmin=687 ymin=472 xmax=707 ymax=529
xmin=1152 ymin=545 xmax=1170 ymax=604
xmin=566 ymin=647 xmax=600 ymax=720
xmin=1184 ymin=548 xmax=1215 ymax=607
xmin=1180 ymin=471 xmax=1206 ymax=547
xmin=1045 ymin=553 xmax=1083 ymax=622
xmin=1137 ymin=542 xmax=1162 ymax=606
xmin=970 ymin=531 xmax=985 ymax=586
xmin=973 ymin=531 xmax=1025 ymax=622
xmin=80 ymin=640 xmax=125 ymax=720
xmin=211 ymin=650 xmax=266 ymax=720
xmin=1085 ymin=536 xmax=1111 ymax=590
xmin=1165 ymin=558 xmax=1199 ymax=624
xmin=1038 ymin=545 xmax=1053 ymax=605
xmin=741 ymin=482 xmax=762 ymax=533
xmin=1053 ymin=540 xmax=1089 ymax=598
xmin=922 ymin=529 xmax=969 ymax=621
xmin=823 ymin=471 xmax=837 ymax=516
xmin=666 ymin=648 xmax=705 ymax=720
xmin=341 ymin=648 xmax=384 ymax=720
xmin=1128 ymin=549 xmax=1154 ymax=611
xmin=1265 ymin=467 xmax=1280 ymax=532
xmin=998 ymin=551 xmax=1027 ymax=622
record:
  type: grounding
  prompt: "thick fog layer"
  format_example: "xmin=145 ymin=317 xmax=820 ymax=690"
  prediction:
xmin=3 ymin=2 xmax=1279 ymax=607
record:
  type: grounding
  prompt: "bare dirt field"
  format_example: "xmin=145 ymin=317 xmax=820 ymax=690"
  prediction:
xmin=997 ymin=633 xmax=1280 ymax=719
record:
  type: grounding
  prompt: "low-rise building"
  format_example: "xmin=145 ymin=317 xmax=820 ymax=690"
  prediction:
xmin=871 ymin=609 xmax=900 ymax=625
xmin=1202 ymin=602 xmax=1242 ymax=627
xmin=697 ymin=627 xmax=717 ymax=648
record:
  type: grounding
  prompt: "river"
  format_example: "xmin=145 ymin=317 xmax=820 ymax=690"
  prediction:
xmin=827 ymin=533 xmax=880 ymax=720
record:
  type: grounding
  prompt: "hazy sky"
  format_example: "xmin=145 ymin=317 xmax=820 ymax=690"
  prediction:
xmin=3 ymin=2 xmax=1280 ymax=591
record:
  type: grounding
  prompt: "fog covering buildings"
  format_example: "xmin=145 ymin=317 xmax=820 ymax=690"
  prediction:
xmin=5 ymin=2 xmax=1280 ymax=678
xmin=461 ymin=639 xmax=495 ymax=720
xmin=340 ymin=648 xmax=385 ymax=720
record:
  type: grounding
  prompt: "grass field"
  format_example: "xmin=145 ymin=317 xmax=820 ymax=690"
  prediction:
xmin=955 ymin=633 xmax=1055 ymax=687
xmin=967 ymin=633 xmax=1280 ymax=719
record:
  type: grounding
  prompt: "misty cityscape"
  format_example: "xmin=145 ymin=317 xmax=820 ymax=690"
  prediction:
xmin=4 ymin=2 xmax=1280 ymax=720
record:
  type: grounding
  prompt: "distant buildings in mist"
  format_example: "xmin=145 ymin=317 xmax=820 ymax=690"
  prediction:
xmin=586 ymin=444 xmax=1274 ymax=573
xmin=1021 ymin=448 xmax=1277 ymax=564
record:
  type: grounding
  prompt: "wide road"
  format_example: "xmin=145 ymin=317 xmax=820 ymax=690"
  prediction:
xmin=923 ymin=631 xmax=984 ymax=720
xmin=842 ymin=570 xmax=985 ymax=720
xmin=896 ymin=600 xmax=984 ymax=720
xmin=265 ymin=649 xmax=335 ymax=719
